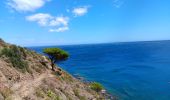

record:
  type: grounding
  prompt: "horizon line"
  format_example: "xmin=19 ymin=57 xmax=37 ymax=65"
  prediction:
xmin=25 ymin=39 xmax=170 ymax=48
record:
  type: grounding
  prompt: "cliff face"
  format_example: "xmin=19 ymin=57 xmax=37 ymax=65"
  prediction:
xmin=0 ymin=40 xmax=105 ymax=100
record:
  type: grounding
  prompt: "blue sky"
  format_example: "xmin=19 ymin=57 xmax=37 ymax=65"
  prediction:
xmin=0 ymin=0 xmax=170 ymax=46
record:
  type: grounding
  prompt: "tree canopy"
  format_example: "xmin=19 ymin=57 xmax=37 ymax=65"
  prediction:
xmin=43 ymin=48 xmax=69 ymax=71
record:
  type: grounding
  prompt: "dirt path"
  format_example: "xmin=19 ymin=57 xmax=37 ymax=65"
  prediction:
xmin=11 ymin=72 xmax=54 ymax=100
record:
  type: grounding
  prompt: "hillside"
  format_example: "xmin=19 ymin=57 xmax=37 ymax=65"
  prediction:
xmin=0 ymin=39 xmax=114 ymax=100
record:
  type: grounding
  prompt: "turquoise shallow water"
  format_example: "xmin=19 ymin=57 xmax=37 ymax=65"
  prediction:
xmin=29 ymin=41 xmax=170 ymax=100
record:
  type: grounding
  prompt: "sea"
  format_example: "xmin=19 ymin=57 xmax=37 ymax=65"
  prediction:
xmin=29 ymin=40 xmax=170 ymax=100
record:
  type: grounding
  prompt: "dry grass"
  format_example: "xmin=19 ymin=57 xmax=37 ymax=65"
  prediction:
xmin=0 ymin=87 xmax=13 ymax=99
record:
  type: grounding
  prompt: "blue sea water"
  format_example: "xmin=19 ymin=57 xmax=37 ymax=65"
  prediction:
xmin=29 ymin=41 xmax=170 ymax=100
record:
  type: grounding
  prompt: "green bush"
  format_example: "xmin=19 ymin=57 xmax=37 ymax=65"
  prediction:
xmin=0 ymin=45 xmax=29 ymax=73
xmin=47 ymin=90 xmax=60 ymax=100
xmin=90 ymin=82 xmax=104 ymax=92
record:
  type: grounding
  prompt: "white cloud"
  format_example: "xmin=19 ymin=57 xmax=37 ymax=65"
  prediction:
xmin=72 ymin=6 xmax=89 ymax=17
xmin=26 ymin=13 xmax=69 ymax=32
xmin=26 ymin=13 xmax=53 ymax=26
xmin=49 ymin=16 xmax=69 ymax=26
xmin=49 ymin=26 xmax=69 ymax=32
xmin=7 ymin=0 xmax=50 ymax=12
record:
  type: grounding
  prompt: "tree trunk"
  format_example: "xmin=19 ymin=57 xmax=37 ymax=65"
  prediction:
xmin=50 ymin=58 xmax=55 ymax=71
xmin=51 ymin=62 xmax=55 ymax=71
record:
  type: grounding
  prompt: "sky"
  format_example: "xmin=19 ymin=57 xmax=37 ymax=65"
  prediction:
xmin=0 ymin=0 xmax=170 ymax=46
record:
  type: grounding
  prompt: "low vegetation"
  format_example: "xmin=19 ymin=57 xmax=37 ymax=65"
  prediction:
xmin=90 ymin=82 xmax=104 ymax=92
xmin=0 ymin=87 xmax=13 ymax=99
xmin=35 ymin=87 xmax=60 ymax=100
xmin=35 ymin=88 xmax=45 ymax=98
xmin=47 ymin=90 xmax=60 ymax=99
xmin=0 ymin=45 xmax=29 ymax=73
xmin=73 ymin=89 xmax=86 ymax=100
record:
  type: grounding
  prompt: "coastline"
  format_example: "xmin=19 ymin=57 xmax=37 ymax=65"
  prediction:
xmin=29 ymin=40 xmax=170 ymax=100
xmin=73 ymin=73 xmax=117 ymax=100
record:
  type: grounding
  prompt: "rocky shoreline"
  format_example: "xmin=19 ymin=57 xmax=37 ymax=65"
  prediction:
xmin=73 ymin=74 xmax=118 ymax=100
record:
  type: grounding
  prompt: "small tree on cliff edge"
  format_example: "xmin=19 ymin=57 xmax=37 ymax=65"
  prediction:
xmin=43 ymin=48 xmax=69 ymax=71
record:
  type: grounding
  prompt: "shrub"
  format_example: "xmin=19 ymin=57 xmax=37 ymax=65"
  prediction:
xmin=47 ymin=90 xmax=60 ymax=100
xmin=90 ymin=82 xmax=104 ymax=92
xmin=47 ymin=90 xmax=54 ymax=97
xmin=0 ymin=45 xmax=29 ymax=73
xmin=19 ymin=46 xmax=27 ymax=58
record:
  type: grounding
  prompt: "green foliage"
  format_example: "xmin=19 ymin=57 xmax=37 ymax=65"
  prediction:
xmin=90 ymin=82 xmax=104 ymax=92
xmin=43 ymin=48 xmax=69 ymax=62
xmin=47 ymin=90 xmax=60 ymax=100
xmin=36 ymin=87 xmax=60 ymax=100
xmin=43 ymin=48 xmax=69 ymax=71
xmin=0 ymin=45 xmax=29 ymax=73
xmin=47 ymin=90 xmax=53 ymax=97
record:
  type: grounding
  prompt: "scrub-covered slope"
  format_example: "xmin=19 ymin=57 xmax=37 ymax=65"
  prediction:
xmin=0 ymin=39 xmax=108 ymax=100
